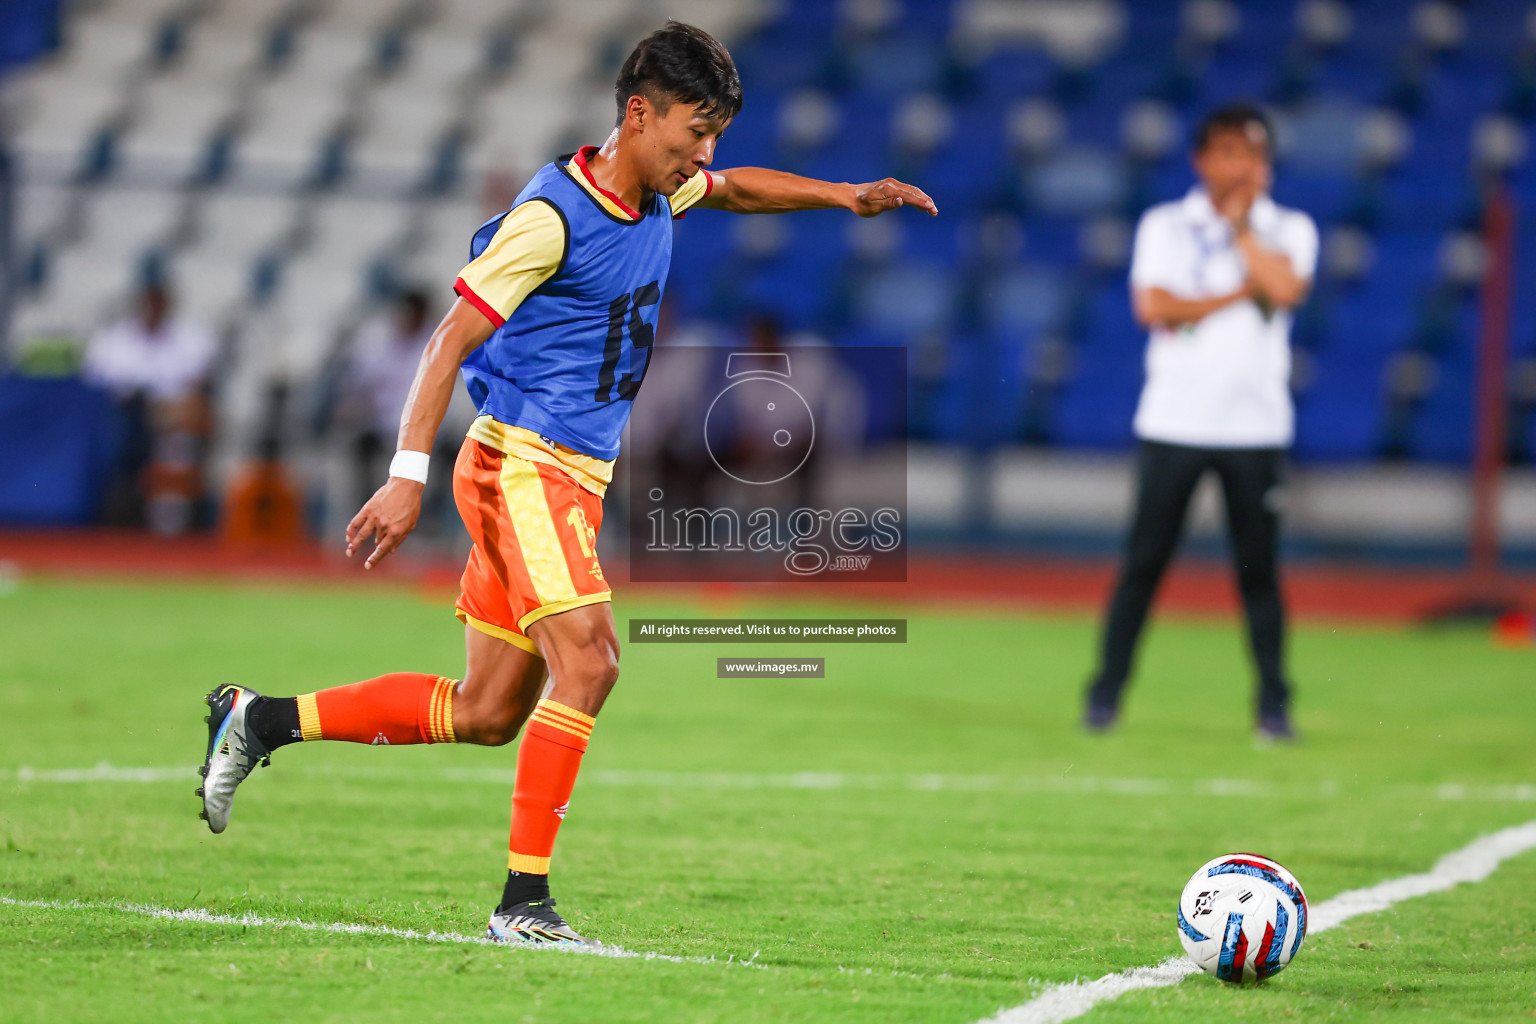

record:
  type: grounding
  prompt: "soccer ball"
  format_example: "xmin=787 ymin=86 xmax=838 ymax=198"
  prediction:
xmin=1177 ymin=852 xmax=1308 ymax=983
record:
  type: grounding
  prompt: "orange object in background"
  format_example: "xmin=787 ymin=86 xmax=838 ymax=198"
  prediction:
xmin=221 ymin=458 xmax=305 ymax=547
xmin=1493 ymin=611 xmax=1535 ymax=647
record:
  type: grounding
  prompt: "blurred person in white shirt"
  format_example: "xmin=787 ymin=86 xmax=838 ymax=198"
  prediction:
xmin=1082 ymin=104 xmax=1318 ymax=742
xmin=83 ymin=281 xmax=216 ymax=533
xmin=339 ymin=287 xmax=469 ymax=540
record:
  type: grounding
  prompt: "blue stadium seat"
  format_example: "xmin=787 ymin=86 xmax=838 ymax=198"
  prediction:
xmin=1294 ymin=360 xmax=1387 ymax=460
xmin=1273 ymin=170 xmax=1357 ymax=225
xmin=1410 ymin=349 xmax=1475 ymax=462
xmin=852 ymin=260 xmax=958 ymax=337
xmin=1051 ymin=284 xmax=1143 ymax=449
xmin=970 ymin=50 xmax=1057 ymax=104
xmin=839 ymin=34 xmax=942 ymax=95
xmin=980 ymin=264 xmax=1070 ymax=336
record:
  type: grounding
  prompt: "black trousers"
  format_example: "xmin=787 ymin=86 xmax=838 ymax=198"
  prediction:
xmin=1087 ymin=440 xmax=1291 ymax=717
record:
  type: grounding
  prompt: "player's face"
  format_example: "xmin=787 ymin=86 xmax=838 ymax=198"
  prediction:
xmin=1193 ymin=128 xmax=1271 ymax=201
xmin=641 ymin=98 xmax=729 ymax=196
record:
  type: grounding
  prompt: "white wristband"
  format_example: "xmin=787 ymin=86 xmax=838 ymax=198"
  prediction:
xmin=388 ymin=449 xmax=430 ymax=485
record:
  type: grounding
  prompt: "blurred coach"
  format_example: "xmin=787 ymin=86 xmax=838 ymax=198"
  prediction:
xmin=1082 ymin=104 xmax=1317 ymax=741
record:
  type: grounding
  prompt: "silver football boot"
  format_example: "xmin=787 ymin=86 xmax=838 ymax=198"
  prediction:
xmin=486 ymin=899 xmax=593 ymax=945
xmin=198 ymin=684 xmax=272 ymax=833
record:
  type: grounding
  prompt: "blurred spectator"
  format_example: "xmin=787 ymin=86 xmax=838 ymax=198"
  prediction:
xmin=82 ymin=281 xmax=215 ymax=534
xmin=335 ymin=286 xmax=467 ymax=544
xmin=1082 ymin=104 xmax=1318 ymax=741
xmin=339 ymin=287 xmax=433 ymax=511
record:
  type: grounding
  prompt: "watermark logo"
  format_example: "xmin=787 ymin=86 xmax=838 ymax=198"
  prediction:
xmin=626 ymin=343 xmax=906 ymax=582
xmin=704 ymin=352 xmax=815 ymax=485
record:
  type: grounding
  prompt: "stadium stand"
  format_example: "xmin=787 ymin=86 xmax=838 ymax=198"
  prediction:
xmin=1 ymin=0 xmax=1534 ymax=519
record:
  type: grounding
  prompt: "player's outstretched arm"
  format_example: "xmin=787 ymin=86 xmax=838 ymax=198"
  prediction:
xmin=345 ymin=298 xmax=495 ymax=569
xmin=697 ymin=167 xmax=937 ymax=217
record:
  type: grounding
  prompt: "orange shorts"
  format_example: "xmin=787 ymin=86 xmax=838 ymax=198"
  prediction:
xmin=452 ymin=437 xmax=610 ymax=655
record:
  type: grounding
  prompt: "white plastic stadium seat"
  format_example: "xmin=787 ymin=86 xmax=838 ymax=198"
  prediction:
xmin=394 ymin=198 xmax=492 ymax=287
xmin=166 ymin=23 xmax=267 ymax=89
xmin=262 ymin=196 xmax=412 ymax=363
xmin=165 ymin=192 xmax=302 ymax=326
xmin=116 ymin=79 xmax=242 ymax=182
xmin=3 ymin=2 xmax=175 ymax=177
xmin=544 ymin=0 xmax=634 ymax=46
xmin=567 ymin=87 xmax=621 ymax=150
xmin=10 ymin=293 xmax=90 ymax=342
xmin=657 ymin=0 xmax=775 ymax=41
xmin=8 ymin=75 xmax=130 ymax=180
xmin=395 ymin=29 xmax=484 ymax=95
xmin=431 ymin=0 xmax=530 ymax=34
xmin=315 ymin=0 xmax=415 ymax=32
xmin=43 ymin=187 xmax=185 ymax=325
xmin=194 ymin=192 xmax=302 ymax=263
xmin=272 ymin=27 xmax=375 ymax=90
xmin=348 ymin=30 xmax=482 ymax=191
xmin=78 ymin=186 xmax=186 ymax=260
xmin=230 ymin=82 xmax=351 ymax=189
xmin=199 ymin=0 xmax=303 ymax=34
xmin=32 ymin=244 xmax=140 ymax=332
xmin=304 ymin=197 xmax=413 ymax=285
xmin=100 ymin=0 xmax=197 ymax=19
xmin=166 ymin=255 xmax=259 ymax=329
xmin=227 ymin=25 xmax=376 ymax=187
xmin=15 ymin=184 xmax=78 ymax=251
xmin=462 ymin=86 xmax=583 ymax=181
xmin=348 ymin=82 xmax=460 ymax=190
xmin=50 ymin=7 xmax=157 ymax=85
xmin=462 ymin=37 xmax=594 ymax=178
xmin=266 ymin=251 xmax=367 ymax=378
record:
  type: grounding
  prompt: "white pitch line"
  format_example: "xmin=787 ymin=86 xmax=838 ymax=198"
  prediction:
xmin=8 ymin=764 xmax=190 ymax=783
xmin=0 ymin=896 xmax=764 ymax=969
xmin=975 ymin=818 xmax=1536 ymax=1024
xmin=5 ymin=763 xmax=1535 ymax=804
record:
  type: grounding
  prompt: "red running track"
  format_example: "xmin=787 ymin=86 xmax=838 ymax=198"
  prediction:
xmin=2 ymin=528 xmax=1532 ymax=625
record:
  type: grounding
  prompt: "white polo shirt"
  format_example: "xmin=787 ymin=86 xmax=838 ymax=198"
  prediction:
xmin=83 ymin=315 xmax=216 ymax=403
xmin=1129 ymin=187 xmax=1318 ymax=448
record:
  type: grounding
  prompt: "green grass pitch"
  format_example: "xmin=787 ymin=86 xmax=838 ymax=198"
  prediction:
xmin=2 ymin=576 xmax=1534 ymax=1022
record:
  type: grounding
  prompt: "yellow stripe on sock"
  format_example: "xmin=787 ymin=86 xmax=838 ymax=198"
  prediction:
xmin=508 ymin=851 xmax=552 ymax=874
xmin=430 ymin=677 xmax=445 ymax=743
xmin=533 ymin=708 xmax=593 ymax=736
xmin=296 ymin=693 xmax=322 ymax=742
xmin=535 ymin=698 xmax=595 ymax=726
xmin=425 ymin=677 xmax=444 ymax=744
xmin=424 ymin=679 xmax=437 ymax=744
xmin=529 ymin=713 xmax=591 ymax=743
xmin=437 ymin=678 xmax=457 ymax=743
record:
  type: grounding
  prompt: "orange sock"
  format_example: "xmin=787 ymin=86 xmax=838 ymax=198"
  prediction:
xmin=507 ymin=698 xmax=594 ymax=873
xmin=296 ymin=673 xmax=457 ymax=745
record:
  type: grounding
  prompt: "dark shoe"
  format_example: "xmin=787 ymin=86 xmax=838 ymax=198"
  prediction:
xmin=1082 ymin=701 xmax=1119 ymax=733
xmin=1255 ymin=710 xmax=1297 ymax=744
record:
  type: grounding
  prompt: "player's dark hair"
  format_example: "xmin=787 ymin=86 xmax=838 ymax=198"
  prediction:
xmin=1194 ymin=103 xmax=1272 ymax=153
xmin=614 ymin=21 xmax=742 ymax=126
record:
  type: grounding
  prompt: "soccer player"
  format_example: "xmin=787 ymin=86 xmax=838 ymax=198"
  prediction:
xmin=198 ymin=22 xmax=936 ymax=945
